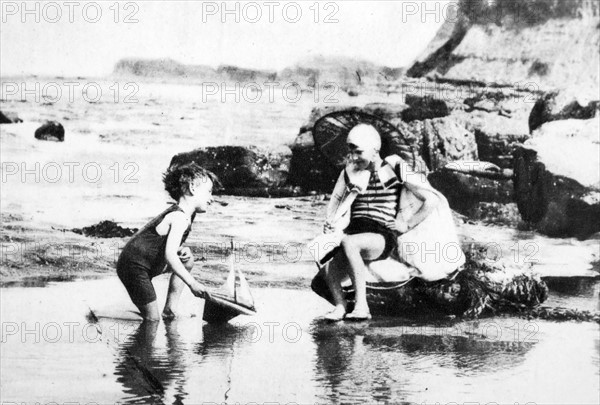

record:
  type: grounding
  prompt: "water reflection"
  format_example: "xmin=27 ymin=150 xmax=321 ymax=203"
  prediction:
xmin=109 ymin=319 xmax=255 ymax=404
xmin=114 ymin=320 xmax=192 ymax=404
xmin=311 ymin=321 xmax=537 ymax=404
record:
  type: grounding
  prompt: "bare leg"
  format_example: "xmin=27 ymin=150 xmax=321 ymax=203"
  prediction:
xmin=340 ymin=233 xmax=385 ymax=316
xmin=163 ymin=259 xmax=194 ymax=319
xmin=137 ymin=301 xmax=161 ymax=322
xmin=322 ymin=253 xmax=350 ymax=319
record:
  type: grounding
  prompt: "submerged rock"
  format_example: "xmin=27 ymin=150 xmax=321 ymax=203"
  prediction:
xmin=513 ymin=118 xmax=600 ymax=239
xmin=34 ymin=121 xmax=64 ymax=142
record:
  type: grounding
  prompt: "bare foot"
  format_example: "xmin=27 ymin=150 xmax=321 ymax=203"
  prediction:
xmin=322 ymin=305 xmax=347 ymax=322
xmin=344 ymin=306 xmax=372 ymax=321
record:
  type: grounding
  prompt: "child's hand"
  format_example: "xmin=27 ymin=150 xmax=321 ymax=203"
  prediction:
xmin=190 ymin=281 xmax=210 ymax=300
xmin=177 ymin=247 xmax=192 ymax=263
xmin=392 ymin=220 xmax=410 ymax=234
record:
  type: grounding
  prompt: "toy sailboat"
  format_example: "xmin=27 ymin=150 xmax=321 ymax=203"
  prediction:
xmin=202 ymin=240 xmax=257 ymax=324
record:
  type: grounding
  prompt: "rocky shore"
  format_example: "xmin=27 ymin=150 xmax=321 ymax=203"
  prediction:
xmin=1 ymin=0 xmax=598 ymax=292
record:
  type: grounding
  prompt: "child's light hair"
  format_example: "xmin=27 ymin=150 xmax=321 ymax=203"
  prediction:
xmin=163 ymin=162 xmax=220 ymax=201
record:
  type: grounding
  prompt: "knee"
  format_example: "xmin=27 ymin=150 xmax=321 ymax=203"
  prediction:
xmin=139 ymin=303 xmax=160 ymax=321
xmin=340 ymin=236 xmax=358 ymax=252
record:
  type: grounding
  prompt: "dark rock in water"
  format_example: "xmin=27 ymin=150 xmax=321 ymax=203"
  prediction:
xmin=513 ymin=118 xmax=600 ymax=239
xmin=312 ymin=247 xmax=548 ymax=319
xmin=34 ymin=121 xmax=64 ymax=142
xmin=529 ymin=91 xmax=599 ymax=132
xmin=72 ymin=221 xmax=138 ymax=238
xmin=542 ymin=276 xmax=599 ymax=296
xmin=429 ymin=168 xmax=513 ymax=213
xmin=288 ymin=135 xmax=339 ymax=193
xmin=0 ymin=111 xmax=23 ymax=124
xmin=170 ymin=146 xmax=294 ymax=197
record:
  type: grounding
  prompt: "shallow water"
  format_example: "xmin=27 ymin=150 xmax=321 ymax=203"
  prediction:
xmin=1 ymin=276 xmax=598 ymax=404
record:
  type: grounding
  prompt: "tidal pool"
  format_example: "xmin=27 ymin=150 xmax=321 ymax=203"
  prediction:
xmin=1 ymin=276 xmax=598 ymax=404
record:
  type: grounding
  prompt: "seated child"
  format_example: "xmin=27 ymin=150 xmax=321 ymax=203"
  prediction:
xmin=117 ymin=162 xmax=217 ymax=321
xmin=321 ymin=124 xmax=438 ymax=321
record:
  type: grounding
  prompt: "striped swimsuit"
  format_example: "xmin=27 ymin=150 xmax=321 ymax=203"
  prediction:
xmin=351 ymin=170 xmax=402 ymax=230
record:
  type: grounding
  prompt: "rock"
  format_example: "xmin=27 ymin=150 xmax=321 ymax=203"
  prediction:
xmin=71 ymin=221 xmax=138 ymax=238
xmin=288 ymin=131 xmax=340 ymax=193
xmin=401 ymin=94 xmax=455 ymax=122
xmin=455 ymin=111 xmax=531 ymax=168
xmin=34 ymin=121 xmax=64 ymax=142
xmin=407 ymin=117 xmax=479 ymax=172
xmin=529 ymin=91 xmax=599 ymax=132
xmin=312 ymin=247 xmax=548 ymax=318
xmin=170 ymin=146 xmax=296 ymax=197
xmin=363 ymin=103 xmax=408 ymax=121
xmin=0 ymin=111 xmax=22 ymax=124
xmin=513 ymin=118 xmax=600 ymax=239
xmin=428 ymin=167 xmax=513 ymax=213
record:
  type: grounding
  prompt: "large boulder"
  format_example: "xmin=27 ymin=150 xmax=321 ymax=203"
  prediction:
xmin=513 ymin=117 xmax=600 ymax=239
xmin=34 ymin=121 xmax=64 ymax=142
xmin=456 ymin=111 xmax=531 ymax=168
xmin=170 ymin=146 xmax=295 ymax=197
xmin=529 ymin=91 xmax=599 ymax=132
xmin=406 ymin=117 xmax=479 ymax=172
xmin=429 ymin=165 xmax=514 ymax=213
xmin=401 ymin=94 xmax=458 ymax=122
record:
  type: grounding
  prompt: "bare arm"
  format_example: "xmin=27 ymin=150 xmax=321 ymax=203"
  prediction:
xmin=402 ymin=182 xmax=439 ymax=231
xmin=164 ymin=213 xmax=208 ymax=298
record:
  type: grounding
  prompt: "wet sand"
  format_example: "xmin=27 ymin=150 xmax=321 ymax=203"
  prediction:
xmin=1 ymin=277 xmax=598 ymax=404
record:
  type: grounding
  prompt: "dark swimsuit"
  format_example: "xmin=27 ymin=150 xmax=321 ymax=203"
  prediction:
xmin=117 ymin=205 xmax=195 ymax=306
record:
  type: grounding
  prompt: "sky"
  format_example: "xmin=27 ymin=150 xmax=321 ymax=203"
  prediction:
xmin=0 ymin=0 xmax=452 ymax=76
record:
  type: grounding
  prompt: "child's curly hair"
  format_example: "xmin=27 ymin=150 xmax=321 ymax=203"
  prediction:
xmin=163 ymin=162 xmax=220 ymax=201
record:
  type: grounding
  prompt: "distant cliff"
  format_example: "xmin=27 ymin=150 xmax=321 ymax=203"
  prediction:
xmin=278 ymin=55 xmax=404 ymax=89
xmin=112 ymin=56 xmax=405 ymax=89
xmin=407 ymin=0 xmax=600 ymax=92
xmin=113 ymin=58 xmax=275 ymax=82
